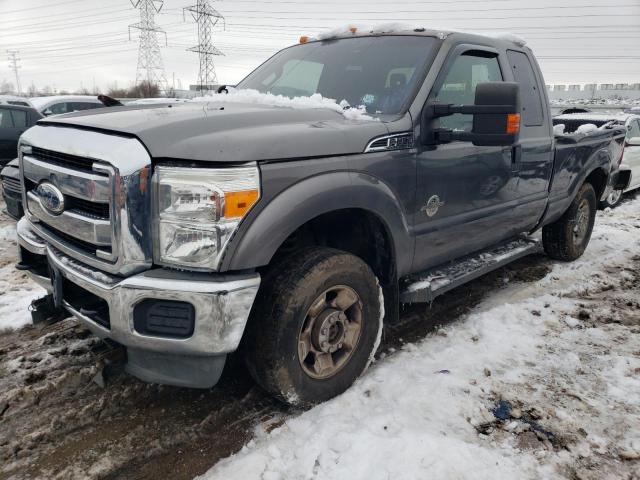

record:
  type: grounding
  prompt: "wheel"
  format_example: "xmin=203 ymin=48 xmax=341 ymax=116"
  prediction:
xmin=599 ymin=188 xmax=624 ymax=209
xmin=242 ymin=247 xmax=383 ymax=406
xmin=542 ymin=183 xmax=597 ymax=261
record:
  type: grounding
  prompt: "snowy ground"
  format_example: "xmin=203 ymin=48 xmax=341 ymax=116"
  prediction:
xmin=201 ymin=198 xmax=640 ymax=480
xmin=0 ymin=195 xmax=639 ymax=479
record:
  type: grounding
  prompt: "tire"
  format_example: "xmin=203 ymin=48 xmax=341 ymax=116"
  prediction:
xmin=242 ymin=247 xmax=383 ymax=406
xmin=542 ymin=183 xmax=597 ymax=261
xmin=599 ymin=188 xmax=624 ymax=209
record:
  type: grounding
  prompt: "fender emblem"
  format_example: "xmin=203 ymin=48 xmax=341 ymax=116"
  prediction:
xmin=422 ymin=195 xmax=445 ymax=217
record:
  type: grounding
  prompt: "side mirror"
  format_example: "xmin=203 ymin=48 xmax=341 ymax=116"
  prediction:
xmin=42 ymin=109 xmax=52 ymax=116
xmin=627 ymin=137 xmax=640 ymax=147
xmin=422 ymin=81 xmax=521 ymax=147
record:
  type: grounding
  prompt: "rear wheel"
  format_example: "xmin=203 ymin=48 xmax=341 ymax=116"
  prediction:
xmin=542 ymin=183 xmax=597 ymax=261
xmin=243 ymin=247 xmax=383 ymax=406
xmin=599 ymin=188 xmax=624 ymax=209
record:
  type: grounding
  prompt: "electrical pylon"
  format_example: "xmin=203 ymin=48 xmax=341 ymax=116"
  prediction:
xmin=184 ymin=0 xmax=224 ymax=91
xmin=7 ymin=50 xmax=22 ymax=94
xmin=129 ymin=0 xmax=168 ymax=94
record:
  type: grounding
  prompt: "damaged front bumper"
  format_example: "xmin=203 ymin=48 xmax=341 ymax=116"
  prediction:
xmin=16 ymin=217 xmax=261 ymax=388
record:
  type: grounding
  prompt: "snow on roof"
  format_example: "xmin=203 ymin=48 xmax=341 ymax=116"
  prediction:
xmin=309 ymin=23 xmax=527 ymax=46
xmin=125 ymin=98 xmax=190 ymax=105
xmin=29 ymin=95 xmax=102 ymax=109
xmin=192 ymin=88 xmax=377 ymax=121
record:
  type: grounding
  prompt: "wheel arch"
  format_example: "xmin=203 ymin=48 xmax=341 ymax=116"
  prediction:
xmin=220 ymin=171 xmax=413 ymax=280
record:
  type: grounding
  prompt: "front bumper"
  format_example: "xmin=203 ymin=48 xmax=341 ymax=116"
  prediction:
xmin=17 ymin=217 xmax=261 ymax=388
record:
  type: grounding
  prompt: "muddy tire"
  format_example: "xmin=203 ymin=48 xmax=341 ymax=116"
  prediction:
xmin=242 ymin=247 xmax=382 ymax=406
xmin=542 ymin=183 xmax=597 ymax=261
xmin=599 ymin=188 xmax=624 ymax=209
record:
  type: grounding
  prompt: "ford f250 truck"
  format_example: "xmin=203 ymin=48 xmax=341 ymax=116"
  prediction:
xmin=15 ymin=28 xmax=626 ymax=405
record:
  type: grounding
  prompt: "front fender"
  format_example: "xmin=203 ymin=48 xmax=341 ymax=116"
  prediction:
xmin=219 ymin=170 xmax=413 ymax=276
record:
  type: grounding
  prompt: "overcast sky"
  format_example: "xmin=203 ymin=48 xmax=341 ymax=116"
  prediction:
xmin=1 ymin=0 xmax=639 ymax=93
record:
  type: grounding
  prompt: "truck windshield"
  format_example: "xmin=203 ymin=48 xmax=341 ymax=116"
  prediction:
xmin=237 ymin=35 xmax=438 ymax=115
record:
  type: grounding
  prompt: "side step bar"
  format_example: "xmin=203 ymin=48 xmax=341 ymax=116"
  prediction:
xmin=400 ymin=237 xmax=542 ymax=304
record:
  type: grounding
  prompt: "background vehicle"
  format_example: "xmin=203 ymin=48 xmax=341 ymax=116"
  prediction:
xmin=1 ymin=159 xmax=22 ymax=219
xmin=0 ymin=95 xmax=33 ymax=107
xmin=15 ymin=29 xmax=626 ymax=406
xmin=0 ymin=104 xmax=42 ymax=166
xmin=29 ymin=95 xmax=105 ymax=116
xmin=554 ymin=112 xmax=640 ymax=207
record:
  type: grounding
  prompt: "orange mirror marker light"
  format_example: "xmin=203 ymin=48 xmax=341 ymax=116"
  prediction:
xmin=299 ymin=36 xmax=309 ymax=44
xmin=507 ymin=113 xmax=521 ymax=135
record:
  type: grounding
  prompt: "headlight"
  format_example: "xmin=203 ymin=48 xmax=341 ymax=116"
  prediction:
xmin=153 ymin=165 xmax=260 ymax=271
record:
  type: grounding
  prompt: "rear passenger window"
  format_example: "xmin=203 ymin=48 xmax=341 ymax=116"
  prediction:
xmin=10 ymin=110 xmax=27 ymax=128
xmin=433 ymin=51 xmax=503 ymax=132
xmin=507 ymin=50 xmax=544 ymax=126
xmin=628 ymin=120 xmax=640 ymax=140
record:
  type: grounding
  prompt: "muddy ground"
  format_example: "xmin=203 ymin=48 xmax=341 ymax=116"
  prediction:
xmin=0 ymin=195 xmax=637 ymax=480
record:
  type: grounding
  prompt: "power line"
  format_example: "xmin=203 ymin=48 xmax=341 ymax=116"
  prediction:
xmin=6 ymin=50 xmax=22 ymax=94
xmin=183 ymin=0 xmax=225 ymax=89
xmin=129 ymin=0 xmax=168 ymax=93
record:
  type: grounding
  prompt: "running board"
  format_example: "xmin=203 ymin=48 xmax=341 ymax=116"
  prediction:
xmin=400 ymin=237 xmax=542 ymax=304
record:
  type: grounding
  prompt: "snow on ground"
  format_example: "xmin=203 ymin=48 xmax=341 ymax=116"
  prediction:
xmin=0 ymin=216 xmax=45 ymax=331
xmin=200 ymin=199 xmax=640 ymax=480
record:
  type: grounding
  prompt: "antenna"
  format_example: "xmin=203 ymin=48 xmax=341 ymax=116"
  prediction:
xmin=7 ymin=50 xmax=22 ymax=95
xmin=184 ymin=0 xmax=225 ymax=92
xmin=129 ymin=0 xmax=168 ymax=95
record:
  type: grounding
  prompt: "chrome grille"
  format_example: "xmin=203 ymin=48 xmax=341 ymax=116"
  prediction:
xmin=20 ymin=125 xmax=153 ymax=276
xmin=2 ymin=176 xmax=21 ymax=194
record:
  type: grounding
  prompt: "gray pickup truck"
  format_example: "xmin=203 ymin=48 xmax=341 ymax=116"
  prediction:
xmin=15 ymin=28 xmax=626 ymax=405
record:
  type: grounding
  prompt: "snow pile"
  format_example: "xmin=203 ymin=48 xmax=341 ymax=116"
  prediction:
xmin=192 ymin=89 xmax=376 ymax=121
xmin=0 ymin=220 xmax=45 ymax=331
xmin=553 ymin=123 xmax=566 ymax=135
xmin=576 ymin=123 xmax=599 ymax=134
xmin=200 ymin=198 xmax=640 ymax=480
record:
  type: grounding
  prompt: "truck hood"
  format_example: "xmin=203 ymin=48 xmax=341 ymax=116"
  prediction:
xmin=40 ymin=102 xmax=389 ymax=162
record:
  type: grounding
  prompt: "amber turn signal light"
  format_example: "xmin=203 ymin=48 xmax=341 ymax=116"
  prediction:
xmin=506 ymin=113 xmax=521 ymax=135
xmin=299 ymin=36 xmax=309 ymax=44
xmin=224 ymin=189 xmax=260 ymax=218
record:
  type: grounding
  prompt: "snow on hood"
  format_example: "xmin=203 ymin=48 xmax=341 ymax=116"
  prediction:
xmin=192 ymin=88 xmax=377 ymax=121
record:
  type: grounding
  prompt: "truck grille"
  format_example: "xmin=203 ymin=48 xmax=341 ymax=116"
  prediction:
xmin=31 ymin=146 xmax=95 ymax=173
xmin=20 ymin=125 xmax=153 ymax=276
xmin=1 ymin=176 xmax=21 ymax=194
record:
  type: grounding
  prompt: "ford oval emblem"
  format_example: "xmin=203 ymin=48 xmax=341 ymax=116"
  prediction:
xmin=35 ymin=182 xmax=65 ymax=216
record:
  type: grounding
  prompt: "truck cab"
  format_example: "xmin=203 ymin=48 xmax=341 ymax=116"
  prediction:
xmin=15 ymin=27 xmax=624 ymax=405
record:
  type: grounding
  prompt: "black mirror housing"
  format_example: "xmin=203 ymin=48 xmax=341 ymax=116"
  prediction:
xmin=421 ymin=81 xmax=521 ymax=147
xmin=471 ymin=82 xmax=520 ymax=146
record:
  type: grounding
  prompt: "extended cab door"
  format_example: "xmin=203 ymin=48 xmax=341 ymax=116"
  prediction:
xmin=504 ymin=50 xmax=553 ymax=231
xmin=412 ymin=47 xmax=520 ymax=272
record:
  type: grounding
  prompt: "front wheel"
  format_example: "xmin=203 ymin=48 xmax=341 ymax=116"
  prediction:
xmin=242 ymin=247 xmax=383 ymax=406
xmin=542 ymin=183 xmax=597 ymax=261
xmin=599 ymin=188 xmax=624 ymax=209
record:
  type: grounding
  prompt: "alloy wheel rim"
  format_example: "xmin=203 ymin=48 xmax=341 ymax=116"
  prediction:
xmin=298 ymin=285 xmax=364 ymax=379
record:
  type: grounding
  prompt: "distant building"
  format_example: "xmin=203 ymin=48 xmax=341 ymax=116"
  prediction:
xmin=568 ymin=85 xmax=580 ymax=91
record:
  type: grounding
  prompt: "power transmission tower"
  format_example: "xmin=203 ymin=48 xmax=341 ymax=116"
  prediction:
xmin=129 ymin=0 xmax=168 ymax=95
xmin=7 ymin=50 xmax=22 ymax=95
xmin=184 ymin=0 xmax=224 ymax=92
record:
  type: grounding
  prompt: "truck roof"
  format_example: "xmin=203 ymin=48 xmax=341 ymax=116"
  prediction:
xmin=305 ymin=24 xmax=528 ymax=48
